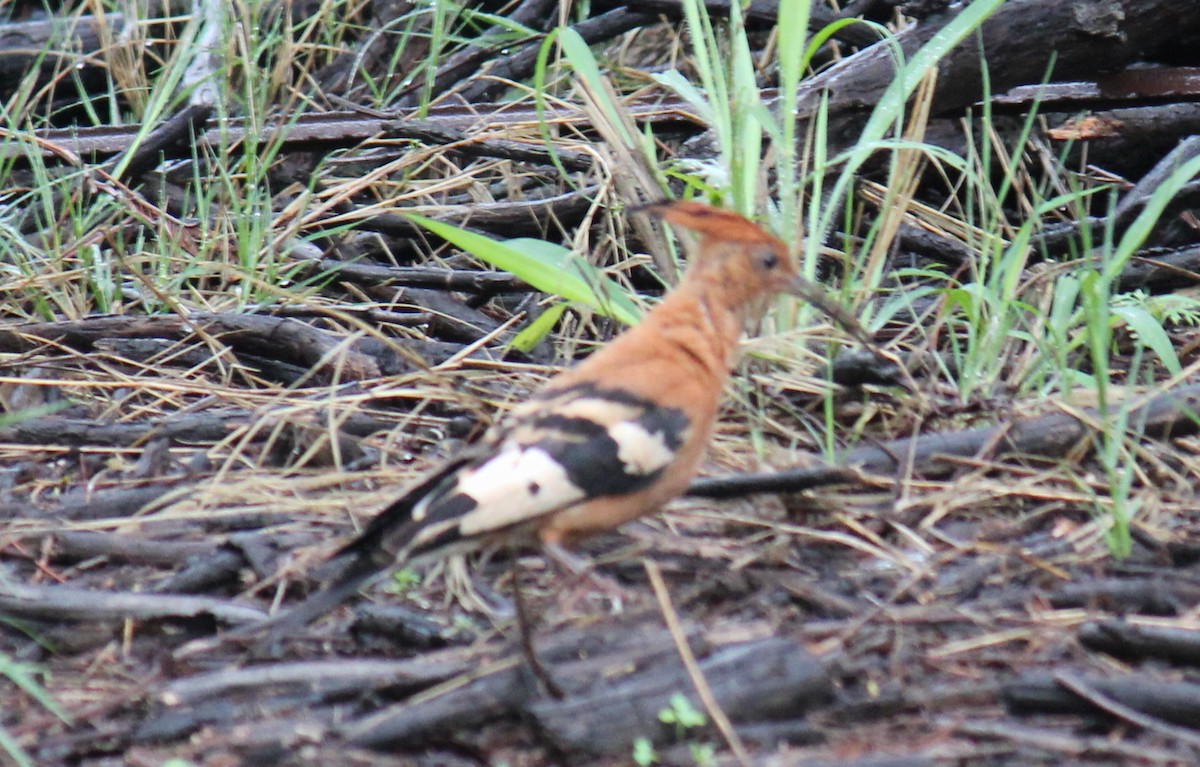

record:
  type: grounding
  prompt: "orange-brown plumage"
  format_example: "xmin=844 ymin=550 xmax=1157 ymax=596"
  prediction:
xmin=251 ymin=201 xmax=805 ymax=639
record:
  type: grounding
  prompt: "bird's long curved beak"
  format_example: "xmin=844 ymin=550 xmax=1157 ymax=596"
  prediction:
xmin=784 ymin=274 xmax=874 ymax=347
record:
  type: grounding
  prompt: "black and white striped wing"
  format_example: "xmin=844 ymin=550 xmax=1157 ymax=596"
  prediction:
xmin=394 ymin=382 xmax=692 ymax=558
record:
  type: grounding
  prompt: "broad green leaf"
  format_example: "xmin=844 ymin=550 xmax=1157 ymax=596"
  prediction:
xmin=510 ymin=302 xmax=570 ymax=353
xmin=406 ymin=214 xmax=642 ymax=325
xmin=1112 ymin=304 xmax=1183 ymax=376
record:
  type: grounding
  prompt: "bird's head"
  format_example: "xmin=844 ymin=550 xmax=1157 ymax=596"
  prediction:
xmin=638 ymin=200 xmax=872 ymax=345
xmin=639 ymin=200 xmax=805 ymax=306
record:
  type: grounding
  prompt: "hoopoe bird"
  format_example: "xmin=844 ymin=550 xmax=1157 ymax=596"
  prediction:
xmin=253 ymin=200 xmax=832 ymax=641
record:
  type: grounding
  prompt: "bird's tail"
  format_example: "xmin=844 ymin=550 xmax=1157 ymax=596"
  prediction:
xmin=235 ymin=453 xmax=478 ymax=649
xmin=251 ymin=548 xmax=388 ymax=648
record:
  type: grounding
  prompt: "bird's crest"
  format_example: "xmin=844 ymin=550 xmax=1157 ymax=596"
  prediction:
xmin=640 ymin=200 xmax=778 ymax=245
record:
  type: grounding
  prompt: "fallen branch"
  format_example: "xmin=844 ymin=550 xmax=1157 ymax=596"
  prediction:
xmin=794 ymin=0 xmax=1200 ymax=120
xmin=688 ymin=382 xmax=1200 ymax=498
xmin=1004 ymin=671 xmax=1200 ymax=732
xmin=160 ymin=657 xmax=462 ymax=706
xmin=0 ymin=579 xmax=265 ymax=625
xmin=1079 ymin=619 xmax=1200 ymax=665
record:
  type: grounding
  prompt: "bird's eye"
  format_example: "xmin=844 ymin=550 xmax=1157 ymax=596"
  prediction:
xmin=757 ymin=249 xmax=779 ymax=270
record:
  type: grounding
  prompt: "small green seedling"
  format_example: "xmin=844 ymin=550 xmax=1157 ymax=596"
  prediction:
xmin=386 ymin=568 xmax=423 ymax=595
xmin=659 ymin=693 xmax=707 ymax=736
xmin=632 ymin=736 xmax=658 ymax=766
xmin=661 ymin=693 xmax=715 ymax=764
xmin=631 ymin=694 xmax=714 ymax=766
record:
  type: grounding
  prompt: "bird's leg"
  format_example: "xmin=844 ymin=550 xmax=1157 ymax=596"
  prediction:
xmin=542 ymin=542 xmax=633 ymax=615
xmin=509 ymin=549 xmax=564 ymax=699
xmin=443 ymin=554 xmax=513 ymax=617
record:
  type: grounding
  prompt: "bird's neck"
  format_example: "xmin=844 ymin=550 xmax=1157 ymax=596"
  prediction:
xmin=645 ymin=279 xmax=746 ymax=377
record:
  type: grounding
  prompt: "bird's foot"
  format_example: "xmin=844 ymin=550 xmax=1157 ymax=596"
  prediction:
xmin=560 ymin=569 xmax=633 ymax=615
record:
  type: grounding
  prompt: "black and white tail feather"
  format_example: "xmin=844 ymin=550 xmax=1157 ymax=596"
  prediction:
xmin=245 ymin=451 xmax=480 ymax=647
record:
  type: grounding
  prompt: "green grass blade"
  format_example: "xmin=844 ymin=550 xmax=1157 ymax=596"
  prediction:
xmin=1108 ymin=152 xmax=1200 ymax=280
xmin=0 ymin=726 xmax=34 ymax=767
xmin=406 ymin=214 xmax=641 ymax=325
xmin=0 ymin=655 xmax=71 ymax=724
xmin=815 ymin=0 xmax=1006 ymax=246
xmin=558 ymin=28 xmax=636 ymax=148
xmin=533 ymin=30 xmax=579 ymax=188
